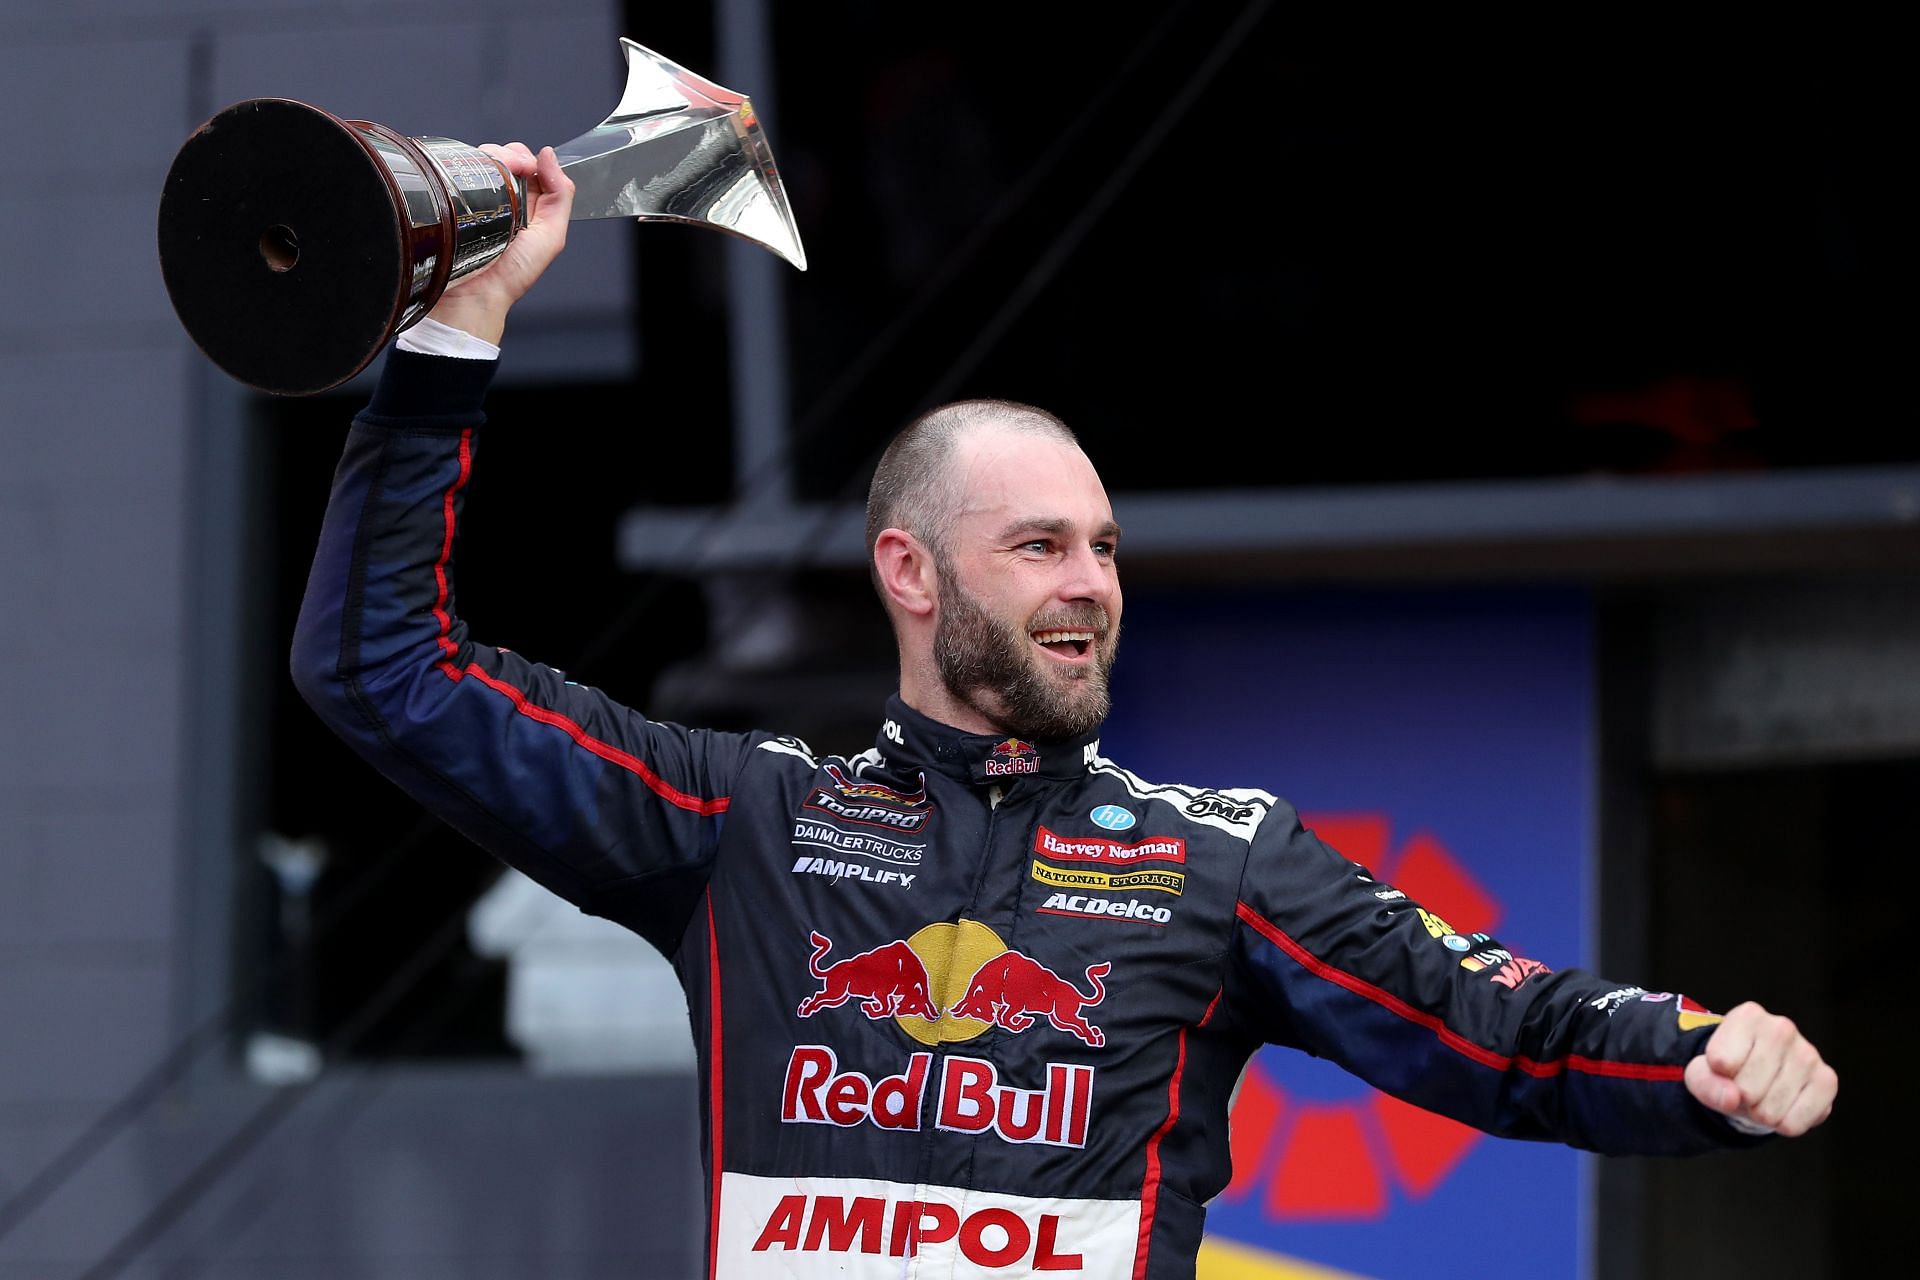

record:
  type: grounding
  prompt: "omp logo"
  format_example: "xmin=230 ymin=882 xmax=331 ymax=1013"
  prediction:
xmin=1225 ymin=814 xmax=1501 ymax=1221
xmin=1185 ymin=794 xmax=1257 ymax=823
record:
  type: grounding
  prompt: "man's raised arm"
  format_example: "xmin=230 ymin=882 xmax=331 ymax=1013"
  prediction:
xmin=289 ymin=143 xmax=763 ymax=956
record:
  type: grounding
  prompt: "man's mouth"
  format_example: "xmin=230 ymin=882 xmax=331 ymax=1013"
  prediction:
xmin=1031 ymin=629 xmax=1095 ymax=660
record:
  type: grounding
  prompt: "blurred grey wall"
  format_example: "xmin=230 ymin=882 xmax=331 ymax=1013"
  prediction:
xmin=0 ymin=4 xmax=699 ymax=1278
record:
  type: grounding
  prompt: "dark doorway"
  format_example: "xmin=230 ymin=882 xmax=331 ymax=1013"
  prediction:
xmin=1608 ymin=759 xmax=1905 ymax=1278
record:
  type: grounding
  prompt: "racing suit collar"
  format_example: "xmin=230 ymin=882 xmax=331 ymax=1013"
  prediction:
xmin=878 ymin=695 xmax=1101 ymax=786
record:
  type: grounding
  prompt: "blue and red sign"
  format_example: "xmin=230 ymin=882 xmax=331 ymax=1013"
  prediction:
xmin=1103 ymin=587 xmax=1594 ymax=1280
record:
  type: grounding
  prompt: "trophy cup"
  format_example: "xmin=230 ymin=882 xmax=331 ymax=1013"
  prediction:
xmin=157 ymin=38 xmax=807 ymax=397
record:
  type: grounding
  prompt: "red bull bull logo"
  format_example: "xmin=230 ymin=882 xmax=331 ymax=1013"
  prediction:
xmin=984 ymin=738 xmax=1040 ymax=777
xmin=795 ymin=921 xmax=1111 ymax=1049
xmin=948 ymin=951 xmax=1109 ymax=1047
xmin=796 ymin=931 xmax=941 ymax=1021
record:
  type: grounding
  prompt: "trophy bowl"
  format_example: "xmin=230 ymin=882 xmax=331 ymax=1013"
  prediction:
xmin=157 ymin=39 xmax=806 ymax=397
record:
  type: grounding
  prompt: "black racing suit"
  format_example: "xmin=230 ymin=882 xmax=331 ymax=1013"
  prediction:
xmin=292 ymin=348 xmax=1759 ymax=1279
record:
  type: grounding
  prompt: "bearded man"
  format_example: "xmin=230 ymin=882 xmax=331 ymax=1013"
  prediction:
xmin=293 ymin=143 xmax=1836 ymax=1280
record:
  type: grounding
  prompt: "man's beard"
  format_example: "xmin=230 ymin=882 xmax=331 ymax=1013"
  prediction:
xmin=931 ymin=559 xmax=1117 ymax=741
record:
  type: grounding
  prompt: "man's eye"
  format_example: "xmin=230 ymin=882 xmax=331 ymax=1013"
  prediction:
xmin=1093 ymin=542 xmax=1117 ymax=558
xmin=1021 ymin=540 xmax=1051 ymax=554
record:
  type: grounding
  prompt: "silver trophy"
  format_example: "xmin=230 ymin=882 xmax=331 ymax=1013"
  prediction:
xmin=157 ymin=38 xmax=806 ymax=396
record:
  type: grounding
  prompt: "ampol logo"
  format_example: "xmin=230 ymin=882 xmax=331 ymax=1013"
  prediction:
xmin=1223 ymin=814 xmax=1501 ymax=1221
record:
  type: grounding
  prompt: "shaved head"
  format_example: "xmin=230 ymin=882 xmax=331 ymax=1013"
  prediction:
xmin=865 ymin=398 xmax=1079 ymax=590
xmin=865 ymin=398 xmax=1121 ymax=740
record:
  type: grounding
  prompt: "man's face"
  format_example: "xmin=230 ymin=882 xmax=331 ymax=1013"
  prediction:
xmin=928 ymin=429 xmax=1122 ymax=741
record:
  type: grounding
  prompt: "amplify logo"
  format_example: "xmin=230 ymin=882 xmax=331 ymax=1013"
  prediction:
xmin=984 ymin=738 xmax=1040 ymax=777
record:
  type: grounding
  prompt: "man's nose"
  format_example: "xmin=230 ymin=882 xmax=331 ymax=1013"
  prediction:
xmin=1056 ymin=544 xmax=1115 ymax=603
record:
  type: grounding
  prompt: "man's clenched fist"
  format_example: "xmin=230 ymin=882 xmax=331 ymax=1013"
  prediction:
xmin=1684 ymin=1001 xmax=1837 ymax=1137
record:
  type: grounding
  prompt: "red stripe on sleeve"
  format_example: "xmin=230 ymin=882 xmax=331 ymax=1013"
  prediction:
xmin=1133 ymin=989 xmax=1223 ymax=1280
xmin=1234 ymin=901 xmax=1683 ymax=1083
xmin=706 ymin=891 xmax=725 ymax=1280
xmin=431 ymin=429 xmax=473 ymax=665
xmin=461 ymin=663 xmax=731 ymax=815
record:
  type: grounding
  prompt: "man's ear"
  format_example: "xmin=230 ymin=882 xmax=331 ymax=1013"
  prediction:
xmin=873 ymin=528 xmax=936 ymax=618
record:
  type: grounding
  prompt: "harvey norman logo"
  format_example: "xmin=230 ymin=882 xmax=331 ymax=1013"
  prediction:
xmin=1033 ymin=826 xmax=1184 ymax=866
xmin=1030 ymin=860 xmax=1184 ymax=896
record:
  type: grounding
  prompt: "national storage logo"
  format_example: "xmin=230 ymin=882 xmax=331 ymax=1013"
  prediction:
xmin=1031 ymin=860 xmax=1184 ymax=896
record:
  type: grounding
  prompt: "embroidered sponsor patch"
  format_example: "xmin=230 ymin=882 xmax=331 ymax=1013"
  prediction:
xmin=792 ymin=856 xmax=915 ymax=890
xmin=1035 ymin=892 xmax=1171 ymax=926
xmin=1676 ymin=994 xmax=1725 ymax=1030
xmin=794 ymin=818 xmax=923 ymax=865
xmin=1032 ymin=825 xmax=1186 ymax=866
xmin=1030 ymin=859 xmax=1184 ymax=896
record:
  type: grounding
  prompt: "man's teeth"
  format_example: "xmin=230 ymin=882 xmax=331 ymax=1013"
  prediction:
xmin=1033 ymin=630 xmax=1095 ymax=645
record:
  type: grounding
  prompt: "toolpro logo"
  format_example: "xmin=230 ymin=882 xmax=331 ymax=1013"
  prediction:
xmin=804 ymin=762 xmax=934 ymax=835
xmin=786 ymin=923 xmax=1106 ymax=1148
xmin=1223 ymin=814 xmax=1502 ymax=1222
xmin=983 ymin=738 xmax=1040 ymax=777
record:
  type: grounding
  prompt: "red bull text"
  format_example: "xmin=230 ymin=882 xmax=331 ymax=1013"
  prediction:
xmin=984 ymin=738 xmax=1040 ymax=777
xmin=781 ymin=1046 xmax=1094 ymax=1147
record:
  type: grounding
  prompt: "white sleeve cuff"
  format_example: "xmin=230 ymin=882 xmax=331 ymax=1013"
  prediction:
xmin=395 ymin=316 xmax=502 ymax=361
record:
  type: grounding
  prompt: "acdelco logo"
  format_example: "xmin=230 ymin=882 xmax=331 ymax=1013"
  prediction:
xmin=1037 ymin=892 xmax=1171 ymax=926
xmin=781 ymin=1045 xmax=1093 ymax=1148
xmin=752 ymin=1194 xmax=1085 ymax=1270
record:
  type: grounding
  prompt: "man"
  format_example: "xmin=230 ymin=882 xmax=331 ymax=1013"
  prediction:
xmin=293 ymin=143 xmax=1836 ymax=1279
